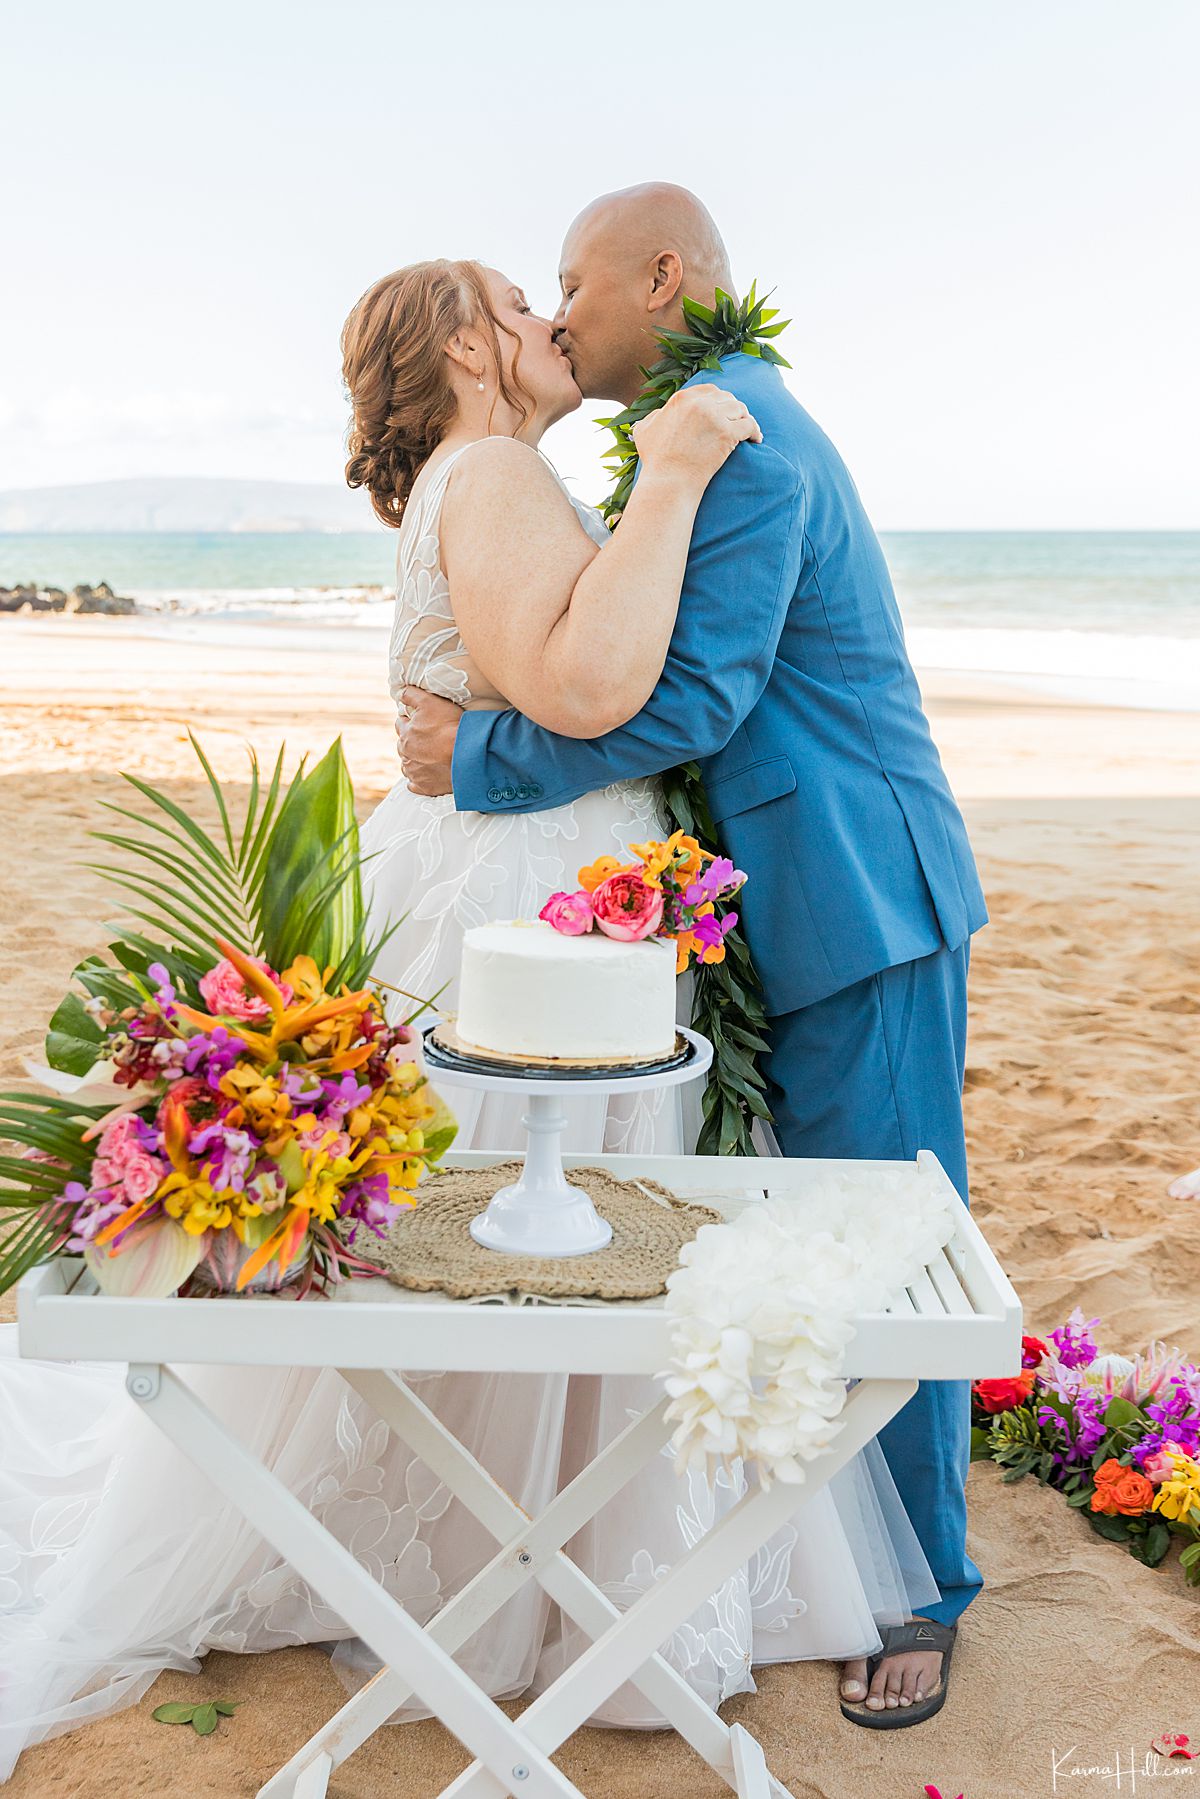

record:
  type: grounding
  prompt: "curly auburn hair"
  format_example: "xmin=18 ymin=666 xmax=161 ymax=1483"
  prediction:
xmin=341 ymin=258 xmax=534 ymax=528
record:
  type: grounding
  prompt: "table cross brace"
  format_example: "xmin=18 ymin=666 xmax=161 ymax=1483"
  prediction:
xmin=124 ymin=1362 xmax=916 ymax=1799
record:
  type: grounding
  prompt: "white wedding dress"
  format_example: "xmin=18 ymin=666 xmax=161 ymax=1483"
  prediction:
xmin=0 ymin=444 xmax=939 ymax=1783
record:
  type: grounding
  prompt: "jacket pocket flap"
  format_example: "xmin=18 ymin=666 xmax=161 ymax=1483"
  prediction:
xmin=704 ymin=755 xmax=797 ymax=825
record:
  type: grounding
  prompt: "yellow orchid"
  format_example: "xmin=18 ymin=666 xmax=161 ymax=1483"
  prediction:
xmin=629 ymin=830 xmax=706 ymax=889
xmin=219 ymin=1065 xmax=292 ymax=1136
xmin=159 ymin=1171 xmax=235 ymax=1235
xmin=1151 ymin=1452 xmax=1200 ymax=1525
xmin=279 ymin=954 xmax=332 ymax=1006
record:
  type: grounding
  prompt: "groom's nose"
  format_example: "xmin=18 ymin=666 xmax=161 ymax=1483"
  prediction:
xmin=551 ymin=296 xmax=568 ymax=333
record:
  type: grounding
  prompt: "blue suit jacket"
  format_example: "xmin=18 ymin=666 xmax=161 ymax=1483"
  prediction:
xmin=452 ymin=353 xmax=987 ymax=1017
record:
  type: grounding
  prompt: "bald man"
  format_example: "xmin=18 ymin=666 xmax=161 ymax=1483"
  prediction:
xmin=399 ymin=183 xmax=988 ymax=1726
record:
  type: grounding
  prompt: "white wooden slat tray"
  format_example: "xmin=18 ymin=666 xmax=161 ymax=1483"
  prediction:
xmin=18 ymin=1150 xmax=1021 ymax=1382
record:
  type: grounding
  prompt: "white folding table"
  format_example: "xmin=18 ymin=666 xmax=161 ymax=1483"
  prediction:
xmin=17 ymin=1148 xmax=1021 ymax=1799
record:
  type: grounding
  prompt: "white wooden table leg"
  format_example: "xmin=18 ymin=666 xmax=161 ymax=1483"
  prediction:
xmin=351 ymin=1369 xmax=774 ymax=1792
xmin=730 ymin=1725 xmax=770 ymax=1799
xmin=441 ymin=1377 xmax=917 ymax=1799
xmin=126 ymin=1365 xmax=581 ymax=1799
xmin=291 ymin=1751 xmax=333 ymax=1799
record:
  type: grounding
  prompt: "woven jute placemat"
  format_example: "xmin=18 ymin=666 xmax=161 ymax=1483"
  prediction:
xmin=362 ymin=1162 xmax=720 ymax=1301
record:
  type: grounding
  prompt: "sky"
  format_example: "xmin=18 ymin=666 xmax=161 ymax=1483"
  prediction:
xmin=2 ymin=0 xmax=1197 ymax=528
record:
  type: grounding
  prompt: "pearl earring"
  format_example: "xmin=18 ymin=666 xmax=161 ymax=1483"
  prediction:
xmin=476 ymin=375 xmax=485 ymax=391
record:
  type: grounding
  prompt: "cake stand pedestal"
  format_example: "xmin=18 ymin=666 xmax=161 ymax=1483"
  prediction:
xmin=421 ymin=1026 xmax=713 ymax=1258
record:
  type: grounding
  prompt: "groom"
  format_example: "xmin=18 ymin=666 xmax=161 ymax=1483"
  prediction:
xmin=399 ymin=183 xmax=989 ymax=1720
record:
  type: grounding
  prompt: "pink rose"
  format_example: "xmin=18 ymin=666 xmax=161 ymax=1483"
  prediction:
xmin=90 ymin=1156 xmax=121 ymax=1192
xmin=121 ymin=1151 xmax=165 ymax=1205
xmin=97 ymin=1113 xmax=143 ymax=1167
xmin=1141 ymin=1448 xmax=1178 ymax=1485
xmin=199 ymin=957 xmax=292 ymax=1022
xmin=590 ymin=872 xmax=665 ymax=942
xmin=538 ymin=890 xmax=596 ymax=936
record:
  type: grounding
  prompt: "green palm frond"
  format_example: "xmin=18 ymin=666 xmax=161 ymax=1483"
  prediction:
xmin=45 ymin=736 xmax=389 ymax=1077
xmin=0 ymin=1094 xmax=109 ymax=1291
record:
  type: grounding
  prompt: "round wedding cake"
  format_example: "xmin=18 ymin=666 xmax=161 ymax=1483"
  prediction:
xmin=454 ymin=919 xmax=678 ymax=1064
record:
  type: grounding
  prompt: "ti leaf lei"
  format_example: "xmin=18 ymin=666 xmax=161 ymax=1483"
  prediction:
xmin=596 ymin=285 xmax=791 ymax=1157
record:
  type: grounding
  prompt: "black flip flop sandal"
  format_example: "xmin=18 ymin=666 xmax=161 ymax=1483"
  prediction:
xmin=839 ymin=1619 xmax=957 ymax=1729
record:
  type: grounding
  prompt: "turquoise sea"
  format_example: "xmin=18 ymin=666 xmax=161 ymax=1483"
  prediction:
xmin=2 ymin=530 xmax=1198 ymax=710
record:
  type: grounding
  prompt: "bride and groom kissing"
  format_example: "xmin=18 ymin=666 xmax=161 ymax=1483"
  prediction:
xmin=344 ymin=181 xmax=990 ymax=1728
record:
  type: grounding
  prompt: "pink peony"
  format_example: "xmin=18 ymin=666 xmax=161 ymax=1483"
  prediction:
xmin=199 ymin=957 xmax=291 ymax=1022
xmin=121 ymin=1151 xmax=166 ymax=1205
xmin=590 ymin=872 xmax=665 ymax=942
xmin=96 ymin=1113 xmax=144 ymax=1167
xmin=538 ymin=890 xmax=596 ymax=936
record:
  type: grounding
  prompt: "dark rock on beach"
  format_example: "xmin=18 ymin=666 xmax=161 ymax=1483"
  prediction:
xmin=0 ymin=581 xmax=137 ymax=616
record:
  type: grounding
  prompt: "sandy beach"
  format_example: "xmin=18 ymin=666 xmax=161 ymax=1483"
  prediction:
xmin=2 ymin=616 xmax=1198 ymax=1799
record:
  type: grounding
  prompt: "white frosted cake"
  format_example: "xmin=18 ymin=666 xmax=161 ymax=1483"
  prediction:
xmin=454 ymin=920 xmax=678 ymax=1063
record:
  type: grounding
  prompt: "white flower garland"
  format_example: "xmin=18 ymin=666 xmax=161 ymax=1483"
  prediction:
xmin=661 ymin=1168 xmax=959 ymax=1488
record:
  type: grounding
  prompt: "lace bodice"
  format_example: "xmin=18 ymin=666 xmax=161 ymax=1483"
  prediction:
xmin=387 ymin=442 xmax=610 ymax=718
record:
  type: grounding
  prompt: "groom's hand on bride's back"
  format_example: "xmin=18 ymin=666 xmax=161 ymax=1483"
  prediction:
xmin=397 ymin=686 xmax=460 ymax=796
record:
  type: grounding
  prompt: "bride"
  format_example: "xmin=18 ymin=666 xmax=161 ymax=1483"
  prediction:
xmin=0 ymin=259 xmax=936 ymax=1783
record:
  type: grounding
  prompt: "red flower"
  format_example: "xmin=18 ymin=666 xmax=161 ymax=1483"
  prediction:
xmin=1021 ymin=1334 xmax=1050 ymax=1369
xmin=972 ymin=1369 xmax=1035 ymax=1414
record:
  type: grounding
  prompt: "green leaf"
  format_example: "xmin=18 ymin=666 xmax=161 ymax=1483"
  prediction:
xmin=969 ymin=1425 xmax=994 ymax=1461
xmin=421 ymin=1124 xmax=459 ymax=1161
xmin=191 ymin=1703 xmax=219 ymax=1736
xmin=258 ymin=740 xmax=361 ymax=972
xmin=213 ymin=1700 xmax=239 ymax=1716
xmin=1087 ymin=1511 xmax=1133 ymax=1544
xmin=45 ymin=990 xmax=103 ymax=1075
xmin=1102 ymin=1397 xmax=1143 ymax=1431
xmin=1141 ymin=1521 xmax=1171 ymax=1567
xmin=152 ymin=1703 xmax=199 ymax=1725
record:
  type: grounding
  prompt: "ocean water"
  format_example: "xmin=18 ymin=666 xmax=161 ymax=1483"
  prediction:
xmin=2 ymin=529 xmax=1197 ymax=711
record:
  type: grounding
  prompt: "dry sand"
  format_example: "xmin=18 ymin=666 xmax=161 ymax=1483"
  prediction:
xmin=2 ymin=618 xmax=1199 ymax=1799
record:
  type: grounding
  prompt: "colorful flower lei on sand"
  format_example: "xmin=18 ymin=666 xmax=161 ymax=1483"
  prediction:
xmin=971 ymin=1307 xmax=1200 ymax=1583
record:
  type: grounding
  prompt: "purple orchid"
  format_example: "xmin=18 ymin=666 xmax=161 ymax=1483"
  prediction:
xmin=1049 ymin=1306 xmax=1100 ymax=1370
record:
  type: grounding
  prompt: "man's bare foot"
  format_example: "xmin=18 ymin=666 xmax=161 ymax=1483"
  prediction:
xmin=839 ymin=1616 xmax=945 ymax=1711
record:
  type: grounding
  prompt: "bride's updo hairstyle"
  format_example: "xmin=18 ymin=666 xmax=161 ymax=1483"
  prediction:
xmin=341 ymin=258 xmax=534 ymax=528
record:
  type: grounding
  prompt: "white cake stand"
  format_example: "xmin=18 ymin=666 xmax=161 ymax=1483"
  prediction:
xmin=421 ymin=1025 xmax=713 ymax=1257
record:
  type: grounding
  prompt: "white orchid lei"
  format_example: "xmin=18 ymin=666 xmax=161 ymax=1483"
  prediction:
xmin=661 ymin=1169 xmax=959 ymax=1487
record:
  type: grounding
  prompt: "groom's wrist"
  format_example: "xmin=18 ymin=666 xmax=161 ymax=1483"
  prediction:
xmin=451 ymin=709 xmax=546 ymax=813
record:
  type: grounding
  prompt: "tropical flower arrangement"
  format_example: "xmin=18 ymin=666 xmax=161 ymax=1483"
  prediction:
xmin=539 ymin=831 xmax=757 ymax=1149
xmin=539 ymin=830 xmax=746 ymax=972
xmin=0 ymin=736 xmax=455 ymax=1300
xmin=971 ymin=1307 xmax=1200 ymax=1584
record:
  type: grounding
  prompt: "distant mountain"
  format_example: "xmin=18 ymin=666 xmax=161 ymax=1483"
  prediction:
xmin=0 ymin=477 xmax=379 ymax=534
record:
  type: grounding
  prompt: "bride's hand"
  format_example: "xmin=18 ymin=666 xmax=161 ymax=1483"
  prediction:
xmin=630 ymin=383 xmax=763 ymax=489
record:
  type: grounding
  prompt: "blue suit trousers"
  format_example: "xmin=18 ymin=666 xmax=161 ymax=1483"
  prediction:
xmin=761 ymin=941 xmax=983 ymax=1627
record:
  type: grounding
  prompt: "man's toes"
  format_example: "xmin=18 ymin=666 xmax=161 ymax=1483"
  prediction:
xmin=840 ymin=1658 xmax=868 ymax=1701
xmin=885 ymin=1667 xmax=906 ymax=1708
xmin=899 ymin=1665 xmax=923 ymax=1707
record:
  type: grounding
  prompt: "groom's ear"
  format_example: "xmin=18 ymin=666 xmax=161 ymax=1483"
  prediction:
xmin=646 ymin=250 xmax=684 ymax=315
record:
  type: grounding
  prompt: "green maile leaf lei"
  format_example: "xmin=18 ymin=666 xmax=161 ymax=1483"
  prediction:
xmin=597 ymin=284 xmax=791 ymax=1157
